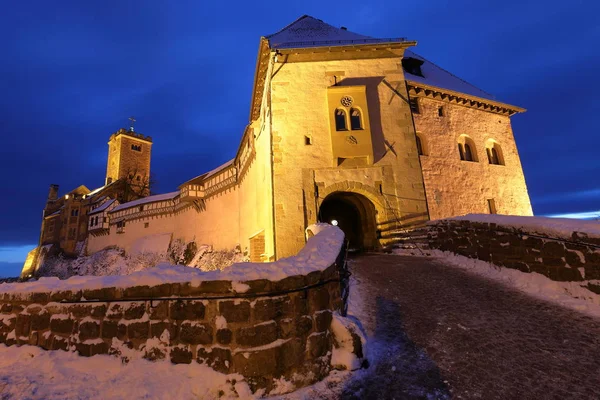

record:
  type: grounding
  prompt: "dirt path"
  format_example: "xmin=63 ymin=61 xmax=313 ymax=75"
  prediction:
xmin=345 ymin=253 xmax=600 ymax=400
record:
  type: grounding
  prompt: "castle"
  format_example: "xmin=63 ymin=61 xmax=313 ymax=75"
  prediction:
xmin=21 ymin=15 xmax=532 ymax=278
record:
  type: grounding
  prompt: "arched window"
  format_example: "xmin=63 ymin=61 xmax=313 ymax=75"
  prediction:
xmin=458 ymin=135 xmax=478 ymax=162
xmin=458 ymin=143 xmax=465 ymax=160
xmin=486 ymin=142 xmax=505 ymax=165
xmin=335 ymin=109 xmax=347 ymax=131
xmin=464 ymin=143 xmax=474 ymax=161
xmin=350 ymin=108 xmax=362 ymax=130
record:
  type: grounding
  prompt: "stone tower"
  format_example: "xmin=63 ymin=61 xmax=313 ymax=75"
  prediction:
xmin=105 ymin=127 xmax=153 ymax=190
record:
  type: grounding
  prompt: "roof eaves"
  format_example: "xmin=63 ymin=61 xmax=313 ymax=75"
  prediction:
xmin=407 ymin=80 xmax=526 ymax=114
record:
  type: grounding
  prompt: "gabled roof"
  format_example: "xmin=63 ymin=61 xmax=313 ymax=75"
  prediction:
xmin=266 ymin=15 xmax=407 ymax=50
xmin=68 ymin=185 xmax=91 ymax=196
xmin=89 ymin=198 xmax=117 ymax=215
xmin=111 ymin=192 xmax=179 ymax=213
xmin=403 ymin=50 xmax=495 ymax=101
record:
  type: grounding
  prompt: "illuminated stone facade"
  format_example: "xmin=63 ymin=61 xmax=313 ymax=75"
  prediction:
xmin=24 ymin=15 xmax=533 ymax=277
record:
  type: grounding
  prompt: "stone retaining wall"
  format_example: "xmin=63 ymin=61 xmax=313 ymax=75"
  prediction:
xmin=428 ymin=219 xmax=600 ymax=285
xmin=0 ymin=261 xmax=345 ymax=394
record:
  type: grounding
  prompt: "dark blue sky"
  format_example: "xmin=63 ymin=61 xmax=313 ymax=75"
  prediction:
xmin=0 ymin=0 xmax=597 ymax=276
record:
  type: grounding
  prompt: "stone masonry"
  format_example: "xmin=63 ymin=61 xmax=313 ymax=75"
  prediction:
xmin=428 ymin=219 xmax=600 ymax=291
xmin=1 ymin=262 xmax=345 ymax=395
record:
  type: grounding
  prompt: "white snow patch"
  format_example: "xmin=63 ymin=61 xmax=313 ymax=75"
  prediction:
xmin=215 ymin=315 xmax=227 ymax=330
xmin=231 ymin=281 xmax=250 ymax=293
xmin=232 ymin=339 xmax=290 ymax=355
xmin=269 ymin=377 xmax=296 ymax=395
xmin=330 ymin=312 xmax=367 ymax=371
xmin=0 ymin=344 xmax=252 ymax=399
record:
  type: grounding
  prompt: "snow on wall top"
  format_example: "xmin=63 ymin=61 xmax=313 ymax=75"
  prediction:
xmin=266 ymin=15 xmax=406 ymax=50
xmin=404 ymin=50 xmax=495 ymax=101
xmin=111 ymin=192 xmax=179 ymax=213
xmin=437 ymin=214 xmax=600 ymax=240
xmin=0 ymin=224 xmax=344 ymax=294
xmin=180 ymin=159 xmax=235 ymax=187
xmin=204 ymin=159 xmax=235 ymax=179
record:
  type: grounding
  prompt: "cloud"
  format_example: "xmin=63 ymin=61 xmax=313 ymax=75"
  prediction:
xmin=547 ymin=211 xmax=600 ymax=220
xmin=534 ymin=189 xmax=600 ymax=205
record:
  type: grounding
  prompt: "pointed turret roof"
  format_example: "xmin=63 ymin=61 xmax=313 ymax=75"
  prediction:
xmin=266 ymin=15 xmax=407 ymax=50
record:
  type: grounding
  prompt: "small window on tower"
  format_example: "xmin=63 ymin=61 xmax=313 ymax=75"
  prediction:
xmin=131 ymin=144 xmax=141 ymax=152
xmin=335 ymin=109 xmax=347 ymax=131
xmin=144 ymin=222 xmax=149 ymax=228
xmin=304 ymin=135 xmax=313 ymax=145
xmin=438 ymin=106 xmax=444 ymax=117
xmin=409 ymin=98 xmax=420 ymax=114
xmin=350 ymin=108 xmax=362 ymax=130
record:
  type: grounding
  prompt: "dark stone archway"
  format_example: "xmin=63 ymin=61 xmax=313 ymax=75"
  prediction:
xmin=319 ymin=192 xmax=378 ymax=251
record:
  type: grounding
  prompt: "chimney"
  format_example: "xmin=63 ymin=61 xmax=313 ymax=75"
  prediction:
xmin=47 ymin=184 xmax=59 ymax=202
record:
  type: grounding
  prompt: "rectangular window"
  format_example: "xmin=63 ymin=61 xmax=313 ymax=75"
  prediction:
xmin=409 ymin=98 xmax=420 ymax=114
xmin=438 ymin=106 xmax=444 ymax=117
xmin=487 ymin=199 xmax=497 ymax=214
xmin=144 ymin=222 xmax=149 ymax=228
xmin=304 ymin=135 xmax=312 ymax=145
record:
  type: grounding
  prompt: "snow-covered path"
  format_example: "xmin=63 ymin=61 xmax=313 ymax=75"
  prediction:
xmin=347 ymin=253 xmax=600 ymax=399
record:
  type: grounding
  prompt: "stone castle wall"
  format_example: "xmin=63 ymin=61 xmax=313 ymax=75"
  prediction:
xmin=87 ymin=116 xmax=276 ymax=261
xmin=2 ymin=255 xmax=346 ymax=395
xmin=413 ymin=97 xmax=533 ymax=219
xmin=269 ymin=53 xmax=429 ymax=258
xmin=428 ymin=218 xmax=600 ymax=287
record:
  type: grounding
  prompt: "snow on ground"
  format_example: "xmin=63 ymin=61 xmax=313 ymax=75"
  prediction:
xmin=412 ymin=249 xmax=600 ymax=319
xmin=442 ymin=214 xmax=600 ymax=239
xmin=0 ymin=344 xmax=253 ymax=400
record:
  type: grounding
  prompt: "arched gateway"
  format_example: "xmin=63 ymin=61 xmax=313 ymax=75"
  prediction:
xmin=318 ymin=192 xmax=378 ymax=251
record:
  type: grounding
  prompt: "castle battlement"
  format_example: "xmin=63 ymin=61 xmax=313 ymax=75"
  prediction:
xmin=109 ymin=128 xmax=153 ymax=143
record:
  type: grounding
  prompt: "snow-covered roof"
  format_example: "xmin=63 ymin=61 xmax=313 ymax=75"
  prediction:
xmin=180 ymin=159 xmax=235 ymax=188
xmin=266 ymin=15 xmax=406 ymax=50
xmin=89 ymin=198 xmax=117 ymax=215
xmin=45 ymin=209 xmax=62 ymax=218
xmin=404 ymin=50 xmax=495 ymax=101
xmin=205 ymin=159 xmax=234 ymax=179
xmin=87 ymin=180 xmax=118 ymax=198
xmin=111 ymin=192 xmax=179 ymax=212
